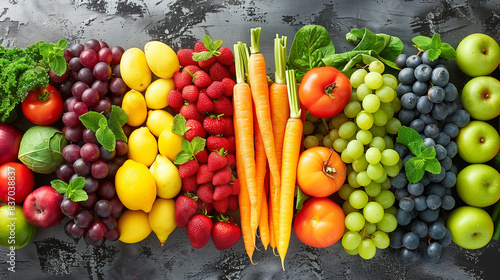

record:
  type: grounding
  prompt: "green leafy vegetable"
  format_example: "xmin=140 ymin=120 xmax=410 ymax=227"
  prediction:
xmin=295 ymin=185 xmax=310 ymax=210
xmin=51 ymin=177 xmax=88 ymax=202
xmin=79 ymin=105 xmax=129 ymax=151
xmin=396 ymin=126 xmax=442 ymax=183
xmin=172 ymin=114 xmax=190 ymax=136
xmin=174 ymin=137 xmax=207 ymax=165
xmin=192 ymin=35 xmax=223 ymax=62
xmin=412 ymin=33 xmax=456 ymax=61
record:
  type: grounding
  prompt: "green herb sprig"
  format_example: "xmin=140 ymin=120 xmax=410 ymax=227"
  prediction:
xmin=51 ymin=176 xmax=88 ymax=202
xmin=412 ymin=34 xmax=456 ymax=61
xmin=174 ymin=137 xmax=207 ymax=165
xmin=192 ymin=35 xmax=223 ymax=62
xmin=79 ymin=105 xmax=128 ymax=152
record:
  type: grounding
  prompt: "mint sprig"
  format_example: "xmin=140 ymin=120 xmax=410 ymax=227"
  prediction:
xmin=51 ymin=177 xmax=88 ymax=202
xmin=174 ymin=137 xmax=206 ymax=165
xmin=79 ymin=105 xmax=129 ymax=151
xmin=396 ymin=126 xmax=442 ymax=183
xmin=412 ymin=34 xmax=456 ymax=61
xmin=192 ymin=35 xmax=223 ymax=62
xmin=39 ymin=39 xmax=68 ymax=76
xmin=172 ymin=114 xmax=190 ymax=136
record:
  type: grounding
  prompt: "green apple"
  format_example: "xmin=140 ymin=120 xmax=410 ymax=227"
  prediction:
xmin=456 ymin=164 xmax=500 ymax=207
xmin=456 ymin=120 xmax=500 ymax=163
xmin=0 ymin=204 xmax=36 ymax=249
xmin=461 ymin=76 xmax=500 ymax=120
xmin=446 ymin=206 xmax=493 ymax=250
xmin=456 ymin=33 xmax=500 ymax=77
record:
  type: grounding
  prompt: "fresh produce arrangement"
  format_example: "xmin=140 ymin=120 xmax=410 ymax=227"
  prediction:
xmin=2 ymin=22 xmax=500 ymax=272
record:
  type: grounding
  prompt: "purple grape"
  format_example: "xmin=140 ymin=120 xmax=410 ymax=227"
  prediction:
xmin=101 ymin=215 xmax=117 ymax=230
xmin=82 ymin=88 xmax=99 ymax=107
xmin=111 ymin=46 xmax=124 ymax=65
xmin=112 ymin=64 xmax=121 ymax=78
xmin=69 ymin=221 xmax=87 ymax=238
xmin=91 ymin=79 xmax=109 ymax=99
xmin=122 ymin=125 xmax=133 ymax=137
xmin=107 ymin=161 xmax=119 ymax=179
xmin=98 ymin=47 xmax=113 ymax=64
xmin=91 ymin=160 xmax=109 ymax=179
xmin=64 ymin=97 xmax=77 ymax=112
xmin=83 ymin=128 xmax=98 ymax=144
xmin=71 ymin=81 xmax=89 ymax=100
xmin=69 ymin=43 xmax=84 ymax=57
xmin=80 ymin=49 xmax=98 ymax=68
xmin=73 ymin=158 xmax=91 ymax=176
xmin=62 ymin=111 xmax=80 ymax=127
xmin=78 ymin=67 xmax=96 ymax=85
xmin=69 ymin=57 xmax=83 ymax=72
xmin=59 ymin=80 xmax=74 ymax=98
xmin=63 ymin=49 xmax=74 ymax=63
xmin=104 ymin=228 xmax=120 ymax=241
xmin=99 ymin=40 xmax=109 ymax=49
xmin=97 ymin=181 xmax=116 ymax=200
xmin=74 ymin=209 xmax=93 ymax=228
xmin=57 ymin=163 xmax=75 ymax=182
xmin=87 ymin=221 xmax=107 ymax=240
xmin=110 ymin=94 xmax=124 ymax=107
xmin=80 ymin=143 xmax=101 ymax=162
xmin=83 ymin=176 xmax=99 ymax=193
xmin=61 ymin=197 xmax=80 ymax=218
xmin=49 ymin=68 xmax=69 ymax=84
xmin=80 ymin=192 xmax=98 ymax=210
xmin=93 ymin=99 xmax=111 ymax=115
xmin=94 ymin=200 xmax=112 ymax=218
xmin=93 ymin=62 xmax=112 ymax=81
xmin=69 ymin=70 xmax=79 ymax=82
xmin=73 ymin=101 xmax=89 ymax=116
xmin=109 ymin=77 xmax=127 ymax=95
xmin=99 ymin=145 xmax=116 ymax=161
xmin=63 ymin=125 xmax=84 ymax=143
xmin=109 ymin=195 xmax=123 ymax=215
xmin=84 ymin=39 xmax=101 ymax=53
xmin=64 ymin=221 xmax=81 ymax=240
xmin=115 ymin=140 xmax=128 ymax=156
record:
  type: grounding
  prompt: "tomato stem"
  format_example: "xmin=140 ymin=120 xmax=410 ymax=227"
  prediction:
xmin=324 ymin=82 xmax=338 ymax=99
xmin=38 ymin=89 xmax=53 ymax=103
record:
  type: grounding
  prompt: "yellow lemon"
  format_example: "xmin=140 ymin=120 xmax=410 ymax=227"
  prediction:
xmin=158 ymin=128 xmax=184 ymax=162
xmin=145 ymin=78 xmax=176 ymax=109
xmin=120 ymin=47 xmax=151 ymax=91
xmin=128 ymin=127 xmax=158 ymax=167
xmin=122 ymin=89 xmax=147 ymax=127
xmin=146 ymin=110 xmax=174 ymax=137
xmin=117 ymin=209 xmax=152 ymax=244
xmin=150 ymin=154 xmax=182 ymax=199
xmin=148 ymin=198 xmax=176 ymax=246
xmin=115 ymin=159 xmax=157 ymax=212
xmin=144 ymin=41 xmax=180 ymax=79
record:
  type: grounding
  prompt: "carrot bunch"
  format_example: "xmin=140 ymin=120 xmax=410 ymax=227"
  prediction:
xmin=233 ymin=28 xmax=302 ymax=270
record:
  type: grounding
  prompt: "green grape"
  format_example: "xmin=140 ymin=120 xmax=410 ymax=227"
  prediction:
xmin=356 ymin=83 xmax=372 ymax=101
xmin=373 ymin=168 xmax=387 ymax=183
xmin=346 ymin=139 xmax=364 ymax=160
xmin=333 ymin=138 xmax=349 ymax=153
xmin=303 ymin=121 xmax=315 ymax=135
xmin=348 ymin=171 xmax=361 ymax=188
xmin=306 ymin=110 xmax=319 ymax=122
xmin=339 ymin=184 xmax=356 ymax=200
xmin=376 ymin=213 xmax=398 ymax=233
xmin=342 ymin=200 xmax=359 ymax=215
xmin=369 ymin=125 xmax=386 ymax=138
xmin=342 ymin=231 xmax=362 ymax=251
xmin=314 ymin=133 xmax=324 ymax=142
xmin=356 ymin=171 xmax=372 ymax=187
xmin=355 ymin=111 xmax=374 ymax=130
xmin=382 ymin=74 xmax=398 ymax=90
xmin=375 ymin=190 xmax=395 ymax=209
xmin=350 ymin=68 xmax=368 ymax=88
xmin=341 ymin=149 xmax=354 ymax=164
xmin=330 ymin=112 xmax=348 ymax=128
xmin=365 ymin=181 xmax=381 ymax=197
xmin=356 ymin=130 xmax=373 ymax=145
xmin=363 ymin=201 xmax=384 ymax=223
xmin=380 ymin=177 xmax=391 ymax=190
xmin=345 ymin=212 xmax=365 ymax=231
xmin=369 ymin=136 xmax=386 ymax=151
xmin=344 ymin=101 xmax=362 ymax=118
xmin=371 ymin=231 xmax=390 ymax=249
xmin=375 ymin=86 xmax=396 ymax=103
xmin=323 ymin=136 xmax=334 ymax=148
xmin=367 ymin=163 xmax=385 ymax=181
xmin=372 ymin=109 xmax=388 ymax=127
xmin=365 ymin=147 xmax=381 ymax=164
xmin=349 ymin=91 xmax=360 ymax=102
xmin=364 ymin=72 xmax=384 ymax=89
xmin=329 ymin=128 xmax=340 ymax=141
xmin=382 ymin=135 xmax=394 ymax=149
xmin=304 ymin=135 xmax=319 ymax=149
xmin=358 ymin=239 xmax=377 ymax=260
xmin=315 ymin=122 xmax=329 ymax=136
xmin=352 ymin=154 xmax=368 ymax=172
xmin=385 ymin=205 xmax=397 ymax=216
xmin=379 ymin=102 xmax=394 ymax=119
xmin=382 ymin=149 xmax=400 ymax=166
xmin=339 ymin=121 xmax=357 ymax=139
xmin=385 ymin=117 xmax=402 ymax=135
xmin=390 ymin=97 xmax=401 ymax=113
xmin=344 ymin=247 xmax=359 ymax=256
xmin=362 ymin=94 xmax=380 ymax=113
xmin=397 ymin=157 xmax=403 ymax=170
xmin=364 ymin=222 xmax=377 ymax=234
xmin=349 ymin=190 xmax=369 ymax=209
xmin=384 ymin=163 xmax=400 ymax=177
xmin=368 ymin=61 xmax=385 ymax=74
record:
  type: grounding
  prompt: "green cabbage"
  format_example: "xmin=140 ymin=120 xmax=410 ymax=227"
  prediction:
xmin=18 ymin=126 xmax=68 ymax=174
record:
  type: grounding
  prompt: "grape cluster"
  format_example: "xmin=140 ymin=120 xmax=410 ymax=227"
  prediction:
xmin=335 ymin=61 xmax=403 ymax=259
xmin=54 ymin=39 xmax=130 ymax=246
xmin=389 ymin=51 xmax=471 ymax=265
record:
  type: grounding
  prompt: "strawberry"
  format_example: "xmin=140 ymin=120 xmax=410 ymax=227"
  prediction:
xmin=197 ymin=199 xmax=213 ymax=214
xmin=185 ymin=119 xmax=206 ymax=141
xmin=194 ymin=148 xmax=208 ymax=164
xmin=177 ymin=49 xmax=197 ymax=67
xmin=216 ymin=46 xmax=234 ymax=65
xmin=212 ymin=197 xmax=228 ymax=214
xmin=213 ymin=184 xmax=232 ymax=201
xmin=208 ymin=148 xmax=228 ymax=171
xmin=226 ymin=136 xmax=236 ymax=153
xmin=182 ymin=85 xmax=199 ymax=103
xmin=230 ymin=178 xmax=240 ymax=195
xmin=167 ymin=89 xmax=184 ymax=108
xmin=203 ymin=115 xmax=225 ymax=136
xmin=181 ymin=175 xmax=198 ymax=192
xmin=209 ymin=62 xmax=231 ymax=82
xmin=175 ymin=194 xmax=198 ymax=228
xmin=211 ymin=215 xmax=240 ymax=250
xmin=205 ymin=81 xmax=224 ymax=99
xmin=226 ymin=153 xmax=236 ymax=169
xmin=180 ymin=103 xmax=204 ymax=123
xmin=183 ymin=65 xmax=201 ymax=75
xmin=173 ymin=71 xmax=192 ymax=91
xmin=228 ymin=63 xmax=236 ymax=77
xmin=196 ymin=183 xmax=214 ymax=203
xmin=212 ymin=167 xmax=232 ymax=186
xmin=186 ymin=213 xmax=213 ymax=248
xmin=213 ymin=96 xmax=233 ymax=117
xmin=206 ymin=135 xmax=230 ymax=152
xmin=178 ymin=159 xmax=199 ymax=178
xmin=222 ymin=117 xmax=234 ymax=136
xmin=227 ymin=195 xmax=238 ymax=211
xmin=193 ymin=70 xmax=212 ymax=88
xmin=194 ymin=41 xmax=208 ymax=52
xmin=196 ymin=91 xmax=214 ymax=114
xmin=221 ymin=78 xmax=235 ymax=97
xmin=196 ymin=164 xmax=214 ymax=184
xmin=172 ymin=106 xmax=181 ymax=114
xmin=198 ymin=55 xmax=217 ymax=69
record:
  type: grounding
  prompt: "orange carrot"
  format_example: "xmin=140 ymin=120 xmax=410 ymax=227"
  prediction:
xmin=253 ymin=110 xmax=266 ymax=233
xmin=277 ymin=70 xmax=303 ymax=270
xmin=236 ymin=146 xmax=255 ymax=263
xmin=258 ymin=168 xmax=270 ymax=250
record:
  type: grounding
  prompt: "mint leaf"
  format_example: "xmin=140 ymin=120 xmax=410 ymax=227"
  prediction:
xmin=98 ymin=117 xmax=108 ymax=129
xmin=203 ymin=34 xmax=213 ymax=49
xmin=438 ymin=43 xmax=457 ymax=60
xmin=430 ymin=33 xmax=441 ymax=49
xmin=70 ymin=189 xmax=89 ymax=202
xmin=174 ymin=137 xmax=207 ymax=165
xmin=108 ymin=118 xmax=127 ymax=142
xmin=192 ymin=51 xmax=214 ymax=62
xmin=80 ymin=111 xmax=106 ymax=132
xmin=191 ymin=137 xmax=206 ymax=155
xmin=68 ymin=176 xmax=85 ymax=190
xmin=427 ymin=48 xmax=441 ymax=61
xmin=405 ymin=157 xmax=426 ymax=183
xmin=109 ymin=105 xmax=128 ymax=126
xmin=51 ymin=56 xmax=67 ymax=76
xmin=172 ymin=114 xmax=190 ymax=136
xmin=52 ymin=176 xmax=88 ymax=202
xmin=396 ymin=126 xmax=425 ymax=156
xmin=423 ymin=158 xmax=442 ymax=174
xmin=174 ymin=151 xmax=193 ymax=165
xmin=50 ymin=179 xmax=68 ymax=194
xmin=420 ymin=146 xmax=436 ymax=160
xmin=412 ymin=36 xmax=432 ymax=50
xmin=96 ymin=127 xmax=116 ymax=152
xmin=56 ymin=39 xmax=68 ymax=49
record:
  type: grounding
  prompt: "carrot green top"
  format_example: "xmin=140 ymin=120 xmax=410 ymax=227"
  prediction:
xmin=250 ymin=27 xmax=262 ymax=54
xmin=285 ymin=69 xmax=301 ymax=119
xmin=274 ymin=35 xmax=287 ymax=85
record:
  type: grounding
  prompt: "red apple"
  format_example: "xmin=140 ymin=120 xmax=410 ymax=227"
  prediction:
xmin=23 ymin=186 xmax=64 ymax=228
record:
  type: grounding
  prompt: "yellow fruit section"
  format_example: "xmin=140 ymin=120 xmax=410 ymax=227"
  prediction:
xmin=120 ymin=47 xmax=152 ymax=92
xmin=150 ymin=154 xmax=182 ymax=199
xmin=145 ymin=78 xmax=176 ymax=109
xmin=158 ymin=128 xmax=184 ymax=162
xmin=117 ymin=209 xmax=152 ymax=244
xmin=148 ymin=198 xmax=176 ymax=246
xmin=144 ymin=41 xmax=180 ymax=79
xmin=146 ymin=110 xmax=174 ymax=137
xmin=128 ymin=127 xmax=158 ymax=167
xmin=115 ymin=159 xmax=157 ymax=213
xmin=122 ymin=89 xmax=148 ymax=127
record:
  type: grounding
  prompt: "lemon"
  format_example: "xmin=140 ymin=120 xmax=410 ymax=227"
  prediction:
xmin=121 ymin=47 xmax=151 ymax=92
xmin=122 ymin=89 xmax=148 ymax=127
xmin=150 ymin=154 xmax=182 ymax=199
xmin=128 ymin=127 xmax=158 ymax=167
xmin=148 ymin=198 xmax=176 ymax=246
xmin=117 ymin=209 xmax=152 ymax=243
xmin=145 ymin=78 xmax=176 ymax=110
xmin=158 ymin=128 xmax=184 ymax=162
xmin=144 ymin=41 xmax=180 ymax=79
xmin=115 ymin=159 xmax=157 ymax=212
xmin=146 ymin=110 xmax=174 ymax=137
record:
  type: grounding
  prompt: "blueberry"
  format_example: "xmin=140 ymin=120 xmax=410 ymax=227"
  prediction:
xmin=452 ymin=109 xmax=470 ymax=127
xmin=439 ymin=156 xmax=452 ymax=171
xmin=401 ymin=92 xmax=418 ymax=109
xmin=429 ymin=166 xmax=446 ymax=183
xmin=414 ymin=63 xmax=432 ymax=81
xmin=396 ymin=54 xmax=408 ymax=69
xmin=443 ymin=123 xmax=459 ymax=138
xmin=397 ymin=83 xmax=413 ymax=98
xmin=446 ymin=141 xmax=458 ymax=158
xmin=442 ymin=171 xmax=457 ymax=188
xmin=443 ymin=83 xmax=458 ymax=101
xmin=424 ymin=124 xmax=439 ymax=139
xmin=419 ymin=113 xmax=435 ymax=125
xmin=406 ymin=55 xmax=422 ymax=68
xmin=423 ymin=137 xmax=436 ymax=148
xmin=408 ymin=182 xmax=424 ymax=196
xmin=428 ymin=86 xmax=445 ymax=103
xmin=435 ymin=132 xmax=450 ymax=146
xmin=413 ymin=195 xmax=427 ymax=211
xmin=435 ymin=144 xmax=447 ymax=160
xmin=394 ymin=142 xmax=409 ymax=158
xmin=446 ymin=101 xmax=458 ymax=116
xmin=421 ymin=50 xmax=439 ymax=67
xmin=410 ymin=119 xmax=425 ymax=133
xmin=431 ymin=102 xmax=448 ymax=120
xmin=416 ymin=96 xmax=433 ymax=114
xmin=398 ymin=67 xmax=416 ymax=85
xmin=412 ymin=81 xmax=429 ymax=96
xmin=391 ymin=172 xmax=408 ymax=189
xmin=431 ymin=67 xmax=449 ymax=87
xmin=398 ymin=109 xmax=416 ymax=126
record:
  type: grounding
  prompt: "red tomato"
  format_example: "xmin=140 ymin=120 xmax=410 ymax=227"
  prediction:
xmin=297 ymin=146 xmax=346 ymax=197
xmin=22 ymin=84 xmax=63 ymax=125
xmin=294 ymin=197 xmax=345 ymax=248
xmin=299 ymin=66 xmax=351 ymax=118
xmin=0 ymin=162 xmax=35 ymax=204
